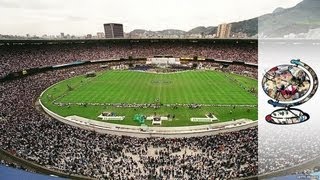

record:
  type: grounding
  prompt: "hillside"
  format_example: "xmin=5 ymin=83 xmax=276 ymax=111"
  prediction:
xmin=128 ymin=0 xmax=320 ymax=38
xmin=259 ymin=0 xmax=320 ymax=37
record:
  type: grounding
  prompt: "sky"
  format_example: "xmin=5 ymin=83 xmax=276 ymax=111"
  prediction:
xmin=0 ymin=0 xmax=303 ymax=36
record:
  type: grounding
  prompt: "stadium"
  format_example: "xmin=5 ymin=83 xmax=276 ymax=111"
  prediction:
xmin=0 ymin=39 xmax=259 ymax=179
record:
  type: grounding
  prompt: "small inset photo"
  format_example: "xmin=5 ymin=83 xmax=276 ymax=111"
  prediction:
xmin=261 ymin=59 xmax=318 ymax=125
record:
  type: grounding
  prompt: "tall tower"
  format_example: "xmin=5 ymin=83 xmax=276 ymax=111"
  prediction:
xmin=103 ymin=23 xmax=124 ymax=38
xmin=216 ymin=23 xmax=232 ymax=38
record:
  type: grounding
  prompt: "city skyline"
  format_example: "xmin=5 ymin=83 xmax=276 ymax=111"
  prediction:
xmin=0 ymin=0 xmax=302 ymax=36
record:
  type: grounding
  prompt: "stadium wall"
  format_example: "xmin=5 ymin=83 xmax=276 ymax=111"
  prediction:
xmin=38 ymin=99 xmax=257 ymax=138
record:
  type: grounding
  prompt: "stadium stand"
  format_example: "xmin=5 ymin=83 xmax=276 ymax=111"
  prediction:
xmin=0 ymin=39 xmax=257 ymax=78
xmin=259 ymin=123 xmax=320 ymax=177
xmin=0 ymin=39 xmax=259 ymax=179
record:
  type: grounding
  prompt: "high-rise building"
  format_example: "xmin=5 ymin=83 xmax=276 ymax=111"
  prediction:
xmin=103 ymin=23 xmax=124 ymax=38
xmin=216 ymin=23 xmax=232 ymax=38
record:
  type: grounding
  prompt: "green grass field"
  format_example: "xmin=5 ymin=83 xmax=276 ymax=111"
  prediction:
xmin=41 ymin=70 xmax=257 ymax=127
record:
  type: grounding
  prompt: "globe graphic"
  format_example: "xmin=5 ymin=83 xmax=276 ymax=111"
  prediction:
xmin=262 ymin=59 xmax=318 ymax=125
xmin=262 ymin=65 xmax=311 ymax=103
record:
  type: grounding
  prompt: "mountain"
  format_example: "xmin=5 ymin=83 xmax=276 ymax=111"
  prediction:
xmin=129 ymin=19 xmax=257 ymax=38
xmin=272 ymin=7 xmax=285 ymax=14
xmin=230 ymin=18 xmax=258 ymax=37
xmin=185 ymin=18 xmax=258 ymax=37
xmin=259 ymin=0 xmax=320 ymax=37
xmin=128 ymin=0 xmax=320 ymax=38
xmin=187 ymin=26 xmax=217 ymax=35
xmin=129 ymin=16 xmax=258 ymax=38
xmin=129 ymin=29 xmax=186 ymax=38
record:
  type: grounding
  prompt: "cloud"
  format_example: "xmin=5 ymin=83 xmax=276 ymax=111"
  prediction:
xmin=0 ymin=0 xmax=304 ymax=36
xmin=0 ymin=0 xmax=21 ymax=8
xmin=65 ymin=16 xmax=87 ymax=22
xmin=0 ymin=0 xmax=59 ymax=10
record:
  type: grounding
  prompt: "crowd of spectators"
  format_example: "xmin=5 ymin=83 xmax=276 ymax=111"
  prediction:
xmin=2 ymin=40 xmax=318 ymax=179
xmin=224 ymin=64 xmax=257 ymax=79
xmin=0 ymin=63 xmax=258 ymax=179
xmin=0 ymin=41 xmax=259 ymax=179
xmin=259 ymin=122 xmax=320 ymax=175
xmin=0 ymin=42 xmax=257 ymax=78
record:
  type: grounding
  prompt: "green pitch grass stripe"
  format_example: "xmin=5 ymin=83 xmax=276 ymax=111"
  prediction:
xmin=41 ymin=70 xmax=258 ymax=127
xmin=54 ymin=70 xmax=257 ymax=105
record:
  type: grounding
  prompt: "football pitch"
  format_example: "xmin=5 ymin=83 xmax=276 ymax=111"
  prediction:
xmin=41 ymin=70 xmax=258 ymax=127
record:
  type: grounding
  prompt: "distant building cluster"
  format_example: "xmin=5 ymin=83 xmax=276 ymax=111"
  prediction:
xmin=282 ymin=28 xmax=320 ymax=39
xmin=0 ymin=22 xmax=253 ymax=40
